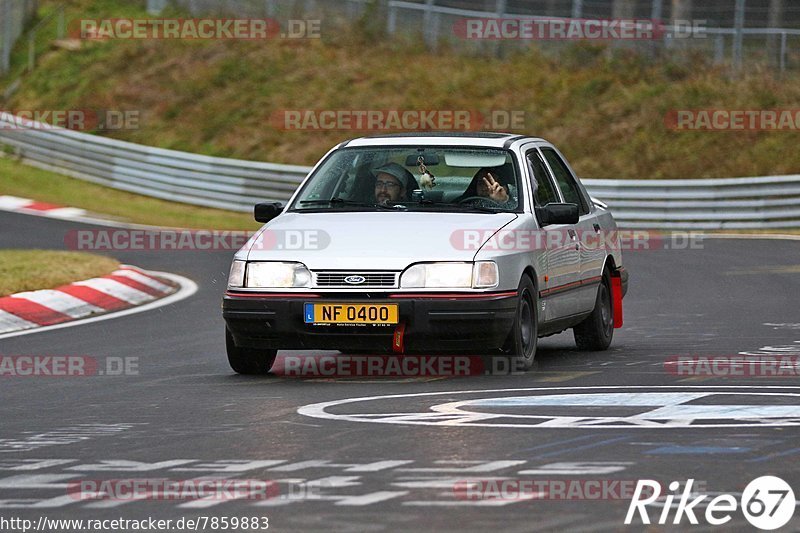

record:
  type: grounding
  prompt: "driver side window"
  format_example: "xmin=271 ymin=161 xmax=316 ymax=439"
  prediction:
xmin=526 ymin=149 xmax=559 ymax=206
xmin=541 ymin=148 xmax=591 ymax=216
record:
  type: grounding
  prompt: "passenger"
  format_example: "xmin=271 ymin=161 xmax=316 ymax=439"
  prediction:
xmin=456 ymin=167 xmax=516 ymax=208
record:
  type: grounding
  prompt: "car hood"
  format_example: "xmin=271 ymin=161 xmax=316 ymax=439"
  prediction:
xmin=244 ymin=211 xmax=518 ymax=270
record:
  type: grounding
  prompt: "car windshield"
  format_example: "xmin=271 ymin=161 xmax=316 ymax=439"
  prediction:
xmin=290 ymin=146 xmax=521 ymax=213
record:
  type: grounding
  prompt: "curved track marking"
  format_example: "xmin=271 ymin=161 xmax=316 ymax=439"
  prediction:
xmin=298 ymin=385 xmax=800 ymax=429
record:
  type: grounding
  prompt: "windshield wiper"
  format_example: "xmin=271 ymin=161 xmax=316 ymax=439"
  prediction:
xmin=296 ymin=198 xmax=396 ymax=210
xmin=412 ymin=200 xmax=504 ymax=213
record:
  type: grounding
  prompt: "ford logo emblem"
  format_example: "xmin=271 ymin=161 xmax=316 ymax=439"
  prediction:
xmin=344 ymin=275 xmax=366 ymax=285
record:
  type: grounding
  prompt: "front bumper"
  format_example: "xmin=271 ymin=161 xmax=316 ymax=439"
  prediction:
xmin=223 ymin=290 xmax=518 ymax=352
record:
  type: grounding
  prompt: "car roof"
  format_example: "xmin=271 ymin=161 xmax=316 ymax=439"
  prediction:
xmin=342 ymin=132 xmax=547 ymax=149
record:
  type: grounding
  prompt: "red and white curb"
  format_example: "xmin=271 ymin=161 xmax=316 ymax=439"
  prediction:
xmin=0 ymin=195 xmax=87 ymax=220
xmin=0 ymin=265 xmax=197 ymax=339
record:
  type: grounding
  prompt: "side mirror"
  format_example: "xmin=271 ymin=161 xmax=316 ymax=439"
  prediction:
xmin=254 ymin=202 xmax=284 ymax=223
xmin=536 ymin=203 xmax=579 ymax=226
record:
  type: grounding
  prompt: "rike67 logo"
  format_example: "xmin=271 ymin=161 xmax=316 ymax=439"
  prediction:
xmin=625 ymin=476 xmax=795 ymax=530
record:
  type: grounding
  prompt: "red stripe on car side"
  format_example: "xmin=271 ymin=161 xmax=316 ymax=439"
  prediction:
xmin=539 ymin=276 xmax=602 ymax=298
xmin=225 ymin=292 xmax=321 ymax=298
xmin=388 ymin=291 xmax=518 ymax=299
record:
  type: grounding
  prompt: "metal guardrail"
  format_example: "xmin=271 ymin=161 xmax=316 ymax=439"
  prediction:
xmin=0 ymin=112 xmax=309 ymax=212
xmin=1 ymin=112 xmax=799 ymax=229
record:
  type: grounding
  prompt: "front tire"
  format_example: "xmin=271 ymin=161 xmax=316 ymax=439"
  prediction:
xmin=501 ymin=275 xmax=538 ymax=371
xmin=573 ymin=270 xmax=614 ymax=351
xmin=226 ymin=327 xmax=277 ymax=374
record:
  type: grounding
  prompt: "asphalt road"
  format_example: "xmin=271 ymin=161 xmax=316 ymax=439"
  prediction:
xmin=2 ymin=210 xmax=800 ymax=532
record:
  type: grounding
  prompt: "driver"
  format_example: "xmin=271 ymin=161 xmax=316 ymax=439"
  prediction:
xmin=371 ymin=162 xmax=414 ymax=205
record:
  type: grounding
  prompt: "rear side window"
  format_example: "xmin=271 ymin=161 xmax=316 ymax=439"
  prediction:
xmin=541 ymin=148 xmax=590 ymax=215
xmin=526 ymin=150 xmax=559 ymax=206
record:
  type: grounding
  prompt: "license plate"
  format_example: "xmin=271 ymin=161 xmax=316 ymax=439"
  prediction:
xmin=304 ymin=303 xmax=398 ymax=325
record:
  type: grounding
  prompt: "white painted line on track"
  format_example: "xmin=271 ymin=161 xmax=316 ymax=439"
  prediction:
xmin=298 ymin=385 xmax=800 ymax=430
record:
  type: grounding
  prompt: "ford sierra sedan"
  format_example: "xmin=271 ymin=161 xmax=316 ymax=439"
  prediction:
xmin=222 ymin=133 xmax=628 ymax=374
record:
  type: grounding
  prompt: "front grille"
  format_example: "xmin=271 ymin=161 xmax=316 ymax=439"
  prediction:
xmin=314 ymin=271 xmax=398 ymax=288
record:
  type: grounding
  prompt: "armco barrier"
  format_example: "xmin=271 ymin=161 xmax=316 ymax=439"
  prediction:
xmin=1 ymin=112 xmax=798 ymax=229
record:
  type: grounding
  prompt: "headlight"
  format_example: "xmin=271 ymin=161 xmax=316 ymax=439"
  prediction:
xmin=228 ymin=260 xmax=245 ymax=288
xmin=246 ymin=262 xmax=312 ymax=288
xmin=400 ymin=261 xmax=498 ymax=289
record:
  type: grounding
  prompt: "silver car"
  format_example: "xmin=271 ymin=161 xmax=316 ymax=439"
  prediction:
xmin=222 ymin=133 xmax=629 ymax=374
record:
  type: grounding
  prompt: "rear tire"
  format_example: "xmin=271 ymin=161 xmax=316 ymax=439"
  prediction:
xmin=573 ymin=270 xmax=614 ymax=351
xmin=500 ymin=275 xmax=538 ymax=372
xmin=226 ymin=328 xmax=277 ymax=374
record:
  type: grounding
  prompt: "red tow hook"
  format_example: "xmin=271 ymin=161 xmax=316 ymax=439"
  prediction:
xmin=611 ymin=273 xmax=624 ymax=328
xmin=392 ymin=322 xmax=406 ymax=353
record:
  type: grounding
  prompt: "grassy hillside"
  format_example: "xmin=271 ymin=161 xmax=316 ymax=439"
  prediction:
xmin=2 ymin=0 xmax=800 ymax=179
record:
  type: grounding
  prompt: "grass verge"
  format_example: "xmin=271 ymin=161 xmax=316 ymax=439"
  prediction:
xmin=0 ymin=156 xmax=260 ymax=230
xmin=0 ymin=250 xmax=120 ymax=297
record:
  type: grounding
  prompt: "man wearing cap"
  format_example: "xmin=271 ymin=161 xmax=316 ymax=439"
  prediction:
xmin=372 ymin=162 xmax=414 ymax=205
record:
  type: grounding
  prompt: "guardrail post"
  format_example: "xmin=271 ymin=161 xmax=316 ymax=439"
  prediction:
xmin=571 ymin=0 xmax=583 ymax=19
xmin=714 ymin=34 xmax=725 ymax=64
xmin=147 ymin=0 xmax=167 ymax=15
xmin=422 ymin=0 xmax=435 ymax=47
xmin=651 ymin=0 xmax=663 ymax=21
xmin=28 ymin=30 xmax=36 ymax=72
xmin=57 ymin=5 xmax=65 ymax=40
xmin=1 ymin=1 xmax=11 ymax=75
xmin=650 ymin=0 xmax=664 ymax=56
xmin=491 ymin=0 xmax=506 ymax=57
xmin=780 ymin=31 xmax=787 ymax=73
xmin=387 ymin=2 xmax=397 ymax=35
xmin=733 ymin=0 xmax=745 ymax=72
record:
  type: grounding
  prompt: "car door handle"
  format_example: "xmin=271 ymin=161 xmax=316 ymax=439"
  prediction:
xmin=593 ymin=223 xmax=601 ymax=233
xmin=567 ymin=228 xmax=579 ymax=250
